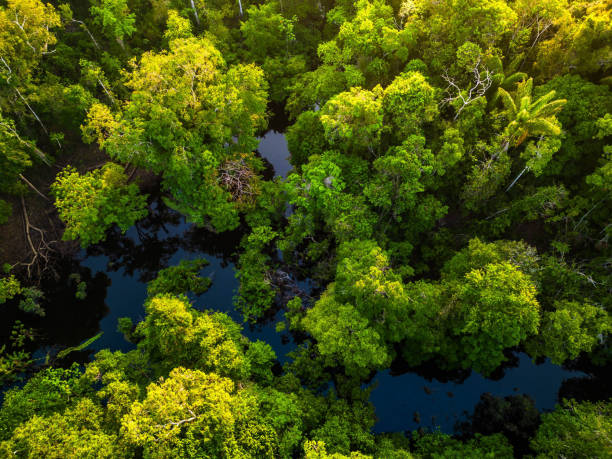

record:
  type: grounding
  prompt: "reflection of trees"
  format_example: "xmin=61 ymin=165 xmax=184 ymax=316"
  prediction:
xmin=37 ymin=259 xmax=109 ymax=349
xmin=387 ymin=350 xmax=521 ymax=384
xmin=182 ymin=224 xmax=243 ymax=265
xmin=85 ymin=194 xmax=247 ymax=283
xmin=88 ymin=225 xmax=182 ymax=283
xmin=265 ymin=101 xmax=290 ymax=133
xmin=389 ymin=356 xmax=471 ymax=384
xmin=455 ymin=393 xmax=541 ymax=457
xmin=86 ymin=196 xmax=184 ymax=282
xmin=0 ymin=256 xmax=111 ymax=365
xmin=558 ymin=376 xmax=612 ymax=403
xmin=558 ymin=354 xmax=612 ymax=403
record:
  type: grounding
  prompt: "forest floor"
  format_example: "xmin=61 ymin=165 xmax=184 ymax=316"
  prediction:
xmin=0 ymin=140 xmax=157 ymax=281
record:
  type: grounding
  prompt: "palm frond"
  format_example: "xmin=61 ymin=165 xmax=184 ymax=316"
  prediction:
xmin=516 ymin=78 xmax=533 ymax=101
xmin=524 ymin=118 xmax=561 ymax=137
xmin=531 ymin=90 xmax=557 ymax=113
xmin=497 ymin=87 xmax=516 ymax=116
xmin=502 ymin=72 xmax=527 ymax=88
xmin=538 ymin=98 xmax=567 ymax=117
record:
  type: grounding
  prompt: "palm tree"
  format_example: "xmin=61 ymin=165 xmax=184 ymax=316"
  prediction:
xmin=496 ymin=78 xmax=566 ymax=191
xmin=485 ymin=55 xmax=528 ymax=108
xmin=498 ymin=78 xmax=566 ymax=147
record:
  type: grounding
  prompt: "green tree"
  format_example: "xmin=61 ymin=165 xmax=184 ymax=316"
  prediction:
xmin=364 ymin=135 xmax=436 ymax=219
xmin=0 ymin=0 xmax=61 ymax=80
xmin=90 ymin=0 xmax=136 ymax=46
xmin=147 ymin=259 xmax=211 ymax=298
xmin=137 ymin=295 xmax=248 ymax=379
xmin=382 ymin=71 xmax=438 ymax=141
xmin=83 ymin=37 xmax=268 ymax=230
xmin=451 ymin=261 xmax=540 ymax=374
xmin=413 ymin=432 xmax=514 ymax=458
xmin=526 ymin=300 xmax=611 ymax=364
xmin=235 ymin=225 xmax=278 ymax=321
xmin=302 ymin=288 xmax=390 ymax=376
xmin=320 ymin=86 xmax=383 ymax=157
xmin=531 ymin=399 xmax=612 ymax=458
xmin=0 ymin=398 xmax=123 ymax=458
xmin=51 ymin=163 xmax=148 ymax=247
xmin=497 ymin=78 xmax=566 ymax=147
xmin=121 ymin=367 xmax=278 ymax=458
xmin=0 ymin=364 xmax=85 ymax=440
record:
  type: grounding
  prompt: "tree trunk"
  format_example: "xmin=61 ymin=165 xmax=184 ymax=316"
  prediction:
xmin=505 ymin=166 xmax=529 ymax=192
xmin=15 ymin=87 xmax=48 ymax=135
xmin=190 ymin=0 xmax=200 ymax=24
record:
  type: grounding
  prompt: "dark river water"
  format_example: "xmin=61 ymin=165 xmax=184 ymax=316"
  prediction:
xmin=4 ymin=129 xmax=594 ymax=435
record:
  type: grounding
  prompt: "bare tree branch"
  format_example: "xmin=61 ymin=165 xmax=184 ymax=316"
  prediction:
xmin=440 ymin=58 xmax=492 ymax=120
xmin=156 ymin=409 xmax=198 ymax=429
xmin=19 ymin=174 xmax=49 ymax=201
xmin=20 ymin=195 xmax=55 ymax=278
xmin=71 ymin=19 xmax=100 ymax=50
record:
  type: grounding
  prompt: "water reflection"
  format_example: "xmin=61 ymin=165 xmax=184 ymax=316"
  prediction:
xmin=370 ymin=353 xmax=586 ymax=434
xmin=258 ymin=131 xmax=292 ymax=179
xmin=2 ymin=128 xmax=600 ymax=436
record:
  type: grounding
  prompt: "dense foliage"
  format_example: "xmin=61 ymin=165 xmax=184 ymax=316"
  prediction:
xmin=0 ymin=0 xmax=610 ymax=457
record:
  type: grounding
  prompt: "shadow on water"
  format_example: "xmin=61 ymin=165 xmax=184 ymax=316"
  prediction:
xmin=369 ymin=353 xmax=586 ymax=434
xmin=80 ymin=195 xmax=295 ymax=357
xmin=1 ymin=127 xmax=597 ymax=436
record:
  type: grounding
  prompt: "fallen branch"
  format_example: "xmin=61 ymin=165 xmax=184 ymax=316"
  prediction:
xmin=20 ymin=195 xmax=55 ymax=278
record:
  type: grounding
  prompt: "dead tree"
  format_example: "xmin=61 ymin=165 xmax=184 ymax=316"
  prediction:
xmin=441 ymin=58 xmax=492 ymax=120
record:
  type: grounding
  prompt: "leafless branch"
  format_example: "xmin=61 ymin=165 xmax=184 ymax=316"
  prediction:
xmin=19 ymin=174 xmax=49 ymax=201
xmin=156 ymin=409 xmax=198 ymax=429
xmin=441 ymin=58 xmax=492 ymax=120
xmin=0 ymin=119 xmax=51 ymax=165
xmin=20 ymin=195 xmax=55 ymax=278
xmin=12 ymin=10 xmax=56 ymax=55
xmin=14 ymin=87 xmax=48 ymax=135
xmin=71 ymin=19 xmax=100 ymax=49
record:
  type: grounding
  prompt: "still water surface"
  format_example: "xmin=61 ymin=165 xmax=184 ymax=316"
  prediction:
xmin=74 ymin=130 xmax=587 ymax=433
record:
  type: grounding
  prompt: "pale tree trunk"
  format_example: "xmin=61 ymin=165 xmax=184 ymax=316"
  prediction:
xmin=1 ymin=119 xmax=51 ymax=166
xmin=72 ymin=19 xmax=100 ymax=49
xmin=98 ymin=79 xmax=115 ymax=106
xmin=238 ymin=0 xmax=243 ymax=16
xmin=2 ymin=57 xmax=50 ymax=136
xmin=19 ymin=174 xmax=49 ymax=201
xmin=505 ymin=166 xmax=529 ymax=192
xmin=190 ymin=0 xmax=200 ymax=24
xmin=15 ymin=88 xmax=48 ymax=135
